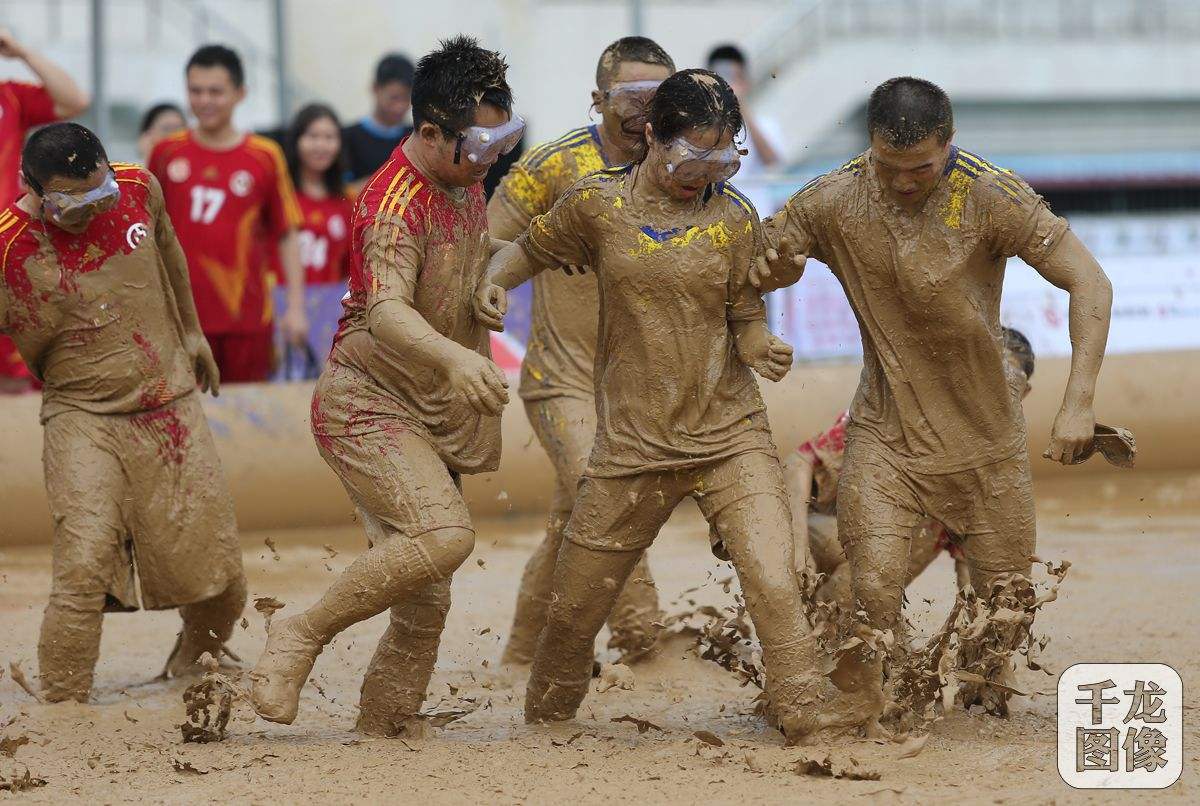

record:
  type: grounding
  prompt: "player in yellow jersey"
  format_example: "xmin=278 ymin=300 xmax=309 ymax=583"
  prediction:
xmin=488 ymin=37 xmax=674 ymax=665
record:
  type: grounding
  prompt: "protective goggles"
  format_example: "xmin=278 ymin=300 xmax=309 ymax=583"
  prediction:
xmin=447 ymin=115 xmax=526 ymax=165
xmin=602 ymin=80 xmax=662 ymax=120
xmin=662 ymin=138 xmax=745 ymax=186
xmin=34 ymin=171 xmax=121 ymax=225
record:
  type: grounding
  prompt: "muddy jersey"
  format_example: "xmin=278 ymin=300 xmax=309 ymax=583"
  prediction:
xmin=149 ymin=130 xmax=303 ymax=334
xmin=768 ymin=147 xmax=1068 ymax=473
xmin=0 ymin=165 xmax=196 ymax=422
xmin=316 ymin=141 xmax=500 ymax=473
xmin=516 ymin=165 xmax=775 ymax=477
xmin=489 ymin=125 xmax=607 ymax=403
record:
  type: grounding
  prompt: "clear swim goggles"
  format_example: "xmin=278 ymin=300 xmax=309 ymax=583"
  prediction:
xmin=443 ymin=114 xmax=526 ymax=165
xmin=602 ymin=80 xmax=662 ymax=119
xmin=27 ymin=169 xmax=121 ymax=227
xmin=661 ymin=138 xmax=745 ymax=186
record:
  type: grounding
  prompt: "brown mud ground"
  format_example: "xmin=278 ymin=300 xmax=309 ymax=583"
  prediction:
xmin=2 ymin=471 xmax=1198 ymax=804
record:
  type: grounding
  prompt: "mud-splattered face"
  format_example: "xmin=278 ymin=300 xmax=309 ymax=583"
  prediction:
xmin=593 ymin=60 xmax=673 ymax=153
xmin=186 ymin=65 xmax=246 ymax=133
xmin=645 ymin=123 xmax=734 ymax=201
xmin=417 ymin=102 xmax=511 ymax=189
xmin=374 ymin=80 xmax=412 ymax=127
xmin=869 ymin=132 xmax=952 ymax=210
xmin=298 ymin=115 xmax=342 ymax=176
xmin=39 ymin=164 xmax=118 ymax=234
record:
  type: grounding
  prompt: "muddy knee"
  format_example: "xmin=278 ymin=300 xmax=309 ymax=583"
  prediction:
xmin=417 ymin=526 xmax=476 ymax=579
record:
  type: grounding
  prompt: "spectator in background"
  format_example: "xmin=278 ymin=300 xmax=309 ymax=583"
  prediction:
xmin=342 ymin=53 xmax=414 ymax=192
xmin=706 ymin=44 xmax=785 ymax=214
xmin=149 ymin=44 xmax=307 ymax=384
xmin=0 ymin=27 xmax=90 ymax=393
xmin=137 ymin=102 xmax=186 ymax=162
xmin=705 ymin=44 xmax=783 ymax=174
xmin=285 ymin=103 xmax=353 ymax=285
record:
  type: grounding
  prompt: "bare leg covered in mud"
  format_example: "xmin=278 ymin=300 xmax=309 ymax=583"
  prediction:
xmin=250 ymin=520 xmax=474 ymax=725
xmin=165 ymin=578 xmax=249 ymax=677
xmin=838 ymin=438 xmax=1037 ymax=722
xmin=505 ymin=398 xmax=661 ymax=665
xmin=526 ymin=452 xmax=854 ymax=742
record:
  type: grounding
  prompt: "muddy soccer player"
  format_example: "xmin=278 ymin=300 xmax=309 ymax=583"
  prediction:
xmin=754 ymin=77 xmax=1113 ymax=722
xmin=0 ymin=123 xmax=245 ymax=702
xmin=488 ymin=36 xmax=675 ymax=667
xmin=249 ymin=37 xmax=521 ymax=734
xmin=476 ymin=70 xmax=856 ymax=741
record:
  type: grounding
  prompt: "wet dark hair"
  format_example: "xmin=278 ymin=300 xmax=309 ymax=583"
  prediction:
xmin=285 ymin=103 xmax=346 ymax=198
xmin=374 ymin=53 xmax=415 ymax=88
xmin=22 ymin=122 xmax=109 ymax=195
xmin=1002 ymin=327 xmax=1036 ymax=379
xmin=867 ymin=76 xmax=953 ymax=148
xmin=187 ymin=44 xmax=245 ymax=88
xmin=411 ymin=35 xmax=512 ymax=134
xmin=647 ymin=69 xmax=743 ymax=145
xmin=595 ymin=36 xmax=675 ymax=89
xmin=705 ymin=44 xmax=747 ymax=68
xmin=139 ymin=102 xmax=185 ymax=134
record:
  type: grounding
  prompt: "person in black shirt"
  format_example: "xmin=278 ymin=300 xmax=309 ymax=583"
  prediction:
xmin=342 ymin=53 xmax=414 ymax=192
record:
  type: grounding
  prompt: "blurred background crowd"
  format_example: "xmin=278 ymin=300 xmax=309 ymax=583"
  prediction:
xmin=2 ymin=0 xmax=1198 ymax=389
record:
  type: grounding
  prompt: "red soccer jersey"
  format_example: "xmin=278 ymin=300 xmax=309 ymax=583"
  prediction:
xmin=0 ymin=81 xmax=58 ymax=207
xmin=297 ymin=191 xmax=353 ymax=284
xmin=149 ymin=130 xmax=302 ymax=334
xmin=0 ymin=81 xmax=59 ymax=382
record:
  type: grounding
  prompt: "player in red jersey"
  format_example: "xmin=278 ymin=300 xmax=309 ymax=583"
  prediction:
xmin=0 ymin=28 xmax=90 ymax=392
xmin=284 ymin=104 xmax=353 ymax=284
xmin=149 ymin=44 xmax=306 ymax=383
xmin=1 ymin=123 xmax=245 ymax=701
xmin=249 ymin=37 xmax=520 ymax=733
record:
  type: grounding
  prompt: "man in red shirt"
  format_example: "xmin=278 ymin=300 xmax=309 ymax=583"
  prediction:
xmin=2 ymin=123 xmax=244 ymax=701
xmin=250 ymin=36 xmax=517 ymax=734
xmin=150 ymin=44 xmax=306 ymax=383
xmin=0 ymin=28 xmax=90 ymax=392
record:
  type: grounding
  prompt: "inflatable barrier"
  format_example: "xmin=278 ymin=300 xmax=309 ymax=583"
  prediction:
xmin=0 ymin=351 xmax=1193 ymax=546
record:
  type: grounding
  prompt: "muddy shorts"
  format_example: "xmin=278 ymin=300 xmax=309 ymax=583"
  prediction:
xmin=313 ymin=418 xmax=471 ymax=541
xmin=837 ymin=437 xmax=1035 ymax=578
xmin=42 ymin=393 xmax=242 ymax=611
xmin=566 ymin=450 xmax=788 ymax=553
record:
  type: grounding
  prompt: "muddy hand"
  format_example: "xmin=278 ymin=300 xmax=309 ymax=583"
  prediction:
xmin=750 ymin=237 xmax=807 ymax=292
xmin=560 ymin=264 xmax=590 ymax=276
xmin=1043 ymin=403 xmax=1095 ymax=464
xmin=447 ymin=350 xmax=509 ymax=417
xmin=762 ymin=334 xmax=794 ymax=382
xmin=473 ymin=281 xmax=507 ymax=332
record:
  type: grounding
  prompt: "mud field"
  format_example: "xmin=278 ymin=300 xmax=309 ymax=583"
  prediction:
xmin=1 ymin=470 xmax=1197 ymax=804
